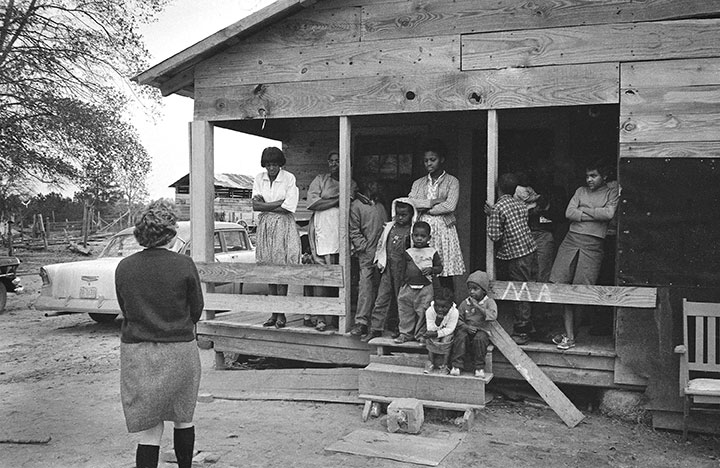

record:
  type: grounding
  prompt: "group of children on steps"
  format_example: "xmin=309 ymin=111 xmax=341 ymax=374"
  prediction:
xmin=349 ymin=193 xmax=496 ymax=377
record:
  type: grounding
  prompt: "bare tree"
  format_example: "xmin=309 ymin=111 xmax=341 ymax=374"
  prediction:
xmin=0 ymin=0 xmax=166 ymax=187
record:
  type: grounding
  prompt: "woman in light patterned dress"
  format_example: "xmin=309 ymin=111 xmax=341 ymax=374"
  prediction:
xmin=252 ymin=147 xmax=302 ymax=329
xmin=408 ymin=139 xmax=466 ymax=290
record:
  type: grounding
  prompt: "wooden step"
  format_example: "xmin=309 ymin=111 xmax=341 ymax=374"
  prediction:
xmin=359 ymin=363 xmax=493 ymax=409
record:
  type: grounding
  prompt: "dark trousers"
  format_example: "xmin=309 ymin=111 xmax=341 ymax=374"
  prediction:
xmin=451 ymin=328 xmax=490 ymax=371
xmin=369 ymin=260 xmax=404 ymax=332
xmin=498 ymin=251 xmax=536 ymax=331
xmin=354 ymin=265 xmax=380 ymax=326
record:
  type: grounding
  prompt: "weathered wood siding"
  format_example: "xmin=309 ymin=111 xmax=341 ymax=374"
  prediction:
xmin=188 ymin=0 xmax=720 ymax=120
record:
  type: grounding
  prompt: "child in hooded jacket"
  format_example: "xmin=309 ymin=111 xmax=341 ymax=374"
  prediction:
xmin=361 ymin=198 xmax=418 ymax=342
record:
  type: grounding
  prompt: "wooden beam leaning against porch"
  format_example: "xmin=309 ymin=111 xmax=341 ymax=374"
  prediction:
xmin=489 ymin=281 xmax=657 ymax=309
xmin=461 ymin=19 xmax=720 ymax=71
xmin=361 ymin=0 xmax=720 ymax=42
xmin=196 ymin=262 xmax=344 ymax=287
xmin=193 ymin=63 xmax=619 ymax=121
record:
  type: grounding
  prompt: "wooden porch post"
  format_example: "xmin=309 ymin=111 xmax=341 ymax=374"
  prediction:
xmin=339 ymin=116 xmax=352 ymax=333
xmin=190 ymin=121 xmax=215 ymax=318
xmin=486 ymin=110 xmax=498 ymax=280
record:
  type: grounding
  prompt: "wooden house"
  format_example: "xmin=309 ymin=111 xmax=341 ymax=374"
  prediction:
xmin=135 ymin=0 xmax=720 ymax=433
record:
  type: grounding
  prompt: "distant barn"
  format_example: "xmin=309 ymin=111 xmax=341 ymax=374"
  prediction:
xmin=169 ymin=173 xmax=254 ymax=224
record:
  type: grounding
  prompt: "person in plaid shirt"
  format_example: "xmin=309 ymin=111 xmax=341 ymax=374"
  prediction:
xmin=485 ymin=173 xmax=537 ymax=344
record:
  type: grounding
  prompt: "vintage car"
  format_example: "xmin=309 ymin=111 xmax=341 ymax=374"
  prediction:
xmin=34 ymin=221 xmax=254 ymax=322
xmin=0 ymin=256 xmax=23 ymax=312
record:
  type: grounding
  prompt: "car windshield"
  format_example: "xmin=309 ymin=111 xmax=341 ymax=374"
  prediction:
xmin=99 ymin=234 xmax=184 ymax=258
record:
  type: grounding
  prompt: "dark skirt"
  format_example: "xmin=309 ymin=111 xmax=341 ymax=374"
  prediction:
xmin=120 ymin=340 xmax=201 ymax=433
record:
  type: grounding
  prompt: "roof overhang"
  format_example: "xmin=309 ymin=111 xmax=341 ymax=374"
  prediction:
xmin=133 ymin=0 xmax=317 ymax=98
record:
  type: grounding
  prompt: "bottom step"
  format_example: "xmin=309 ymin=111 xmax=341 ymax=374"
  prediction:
xmin=359 ymin=363 xmax=493 ymax=409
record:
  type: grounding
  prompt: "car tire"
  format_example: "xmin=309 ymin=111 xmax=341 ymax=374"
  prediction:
xmin=0 ymin=282 xmax=7 ymax=313
xmin=89 ymin=313 xmax=118 ymax=323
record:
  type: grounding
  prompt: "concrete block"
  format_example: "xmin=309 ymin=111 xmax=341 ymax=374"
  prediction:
xmin=387 ymin=398 xmax=424 ymax=434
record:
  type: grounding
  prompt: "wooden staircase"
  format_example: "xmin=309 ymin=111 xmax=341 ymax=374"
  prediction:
xmin=359 ymin=337 xmax=494 ymax=421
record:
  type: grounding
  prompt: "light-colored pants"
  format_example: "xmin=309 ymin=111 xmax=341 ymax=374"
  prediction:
xmin=397 ymin=283 xmax=433 ymax=340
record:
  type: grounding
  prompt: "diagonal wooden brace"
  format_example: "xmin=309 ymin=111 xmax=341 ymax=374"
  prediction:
xmin=486 ymin=320 xmax=585 ymax=428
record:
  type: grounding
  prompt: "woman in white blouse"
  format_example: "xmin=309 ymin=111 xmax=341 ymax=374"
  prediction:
xmin=252 ymin=147 xmax=302 ymax=328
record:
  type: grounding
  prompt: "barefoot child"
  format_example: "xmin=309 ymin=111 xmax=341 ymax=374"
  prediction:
xmin=423 ymin=287 xmax=458 ymax=374
xmin=450 ymin=270 xmax=497 ymax=378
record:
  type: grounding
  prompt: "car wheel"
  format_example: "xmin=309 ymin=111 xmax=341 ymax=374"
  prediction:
xmin=89 ymin=313 xmax=118 ymax=323
xmin=0 ymin=282 xmax=6 ymax=313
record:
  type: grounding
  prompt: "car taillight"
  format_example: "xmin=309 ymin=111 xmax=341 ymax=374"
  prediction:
xmin=39 ymin=267 xmax=50 ymax=286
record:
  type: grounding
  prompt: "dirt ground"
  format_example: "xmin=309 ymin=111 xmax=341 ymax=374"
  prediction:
xmin=1 ymin=246 xmax=719 ymax=468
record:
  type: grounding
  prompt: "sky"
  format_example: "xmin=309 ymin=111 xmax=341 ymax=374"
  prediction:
xmin=135 ymin=0 xmax=279 ymax=200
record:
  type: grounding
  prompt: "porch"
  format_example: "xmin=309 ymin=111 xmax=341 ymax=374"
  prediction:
xmin=196 ymin=264 xmax=655 ymax=391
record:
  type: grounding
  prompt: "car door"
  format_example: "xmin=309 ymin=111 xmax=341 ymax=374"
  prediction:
xmin=218 ymin=229 xmax=255 ymax=263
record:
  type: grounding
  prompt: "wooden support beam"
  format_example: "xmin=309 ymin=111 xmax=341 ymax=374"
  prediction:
xmin=486 ymin=109 xmax=498 ymax=279
xmin=486 ymin=320 xmax=585 ymax=427
xmin=160 ymin=67 xmax=194 ymax=97
xmin=190 ymin=121 xmax=215 ymax=320
xmin=489 ymin=281 xmax=657 ymax=308
xmin=196 ymin=262 xmax=344 ymax=287
xmin=339 ymin=116 xmax=352 ymax=332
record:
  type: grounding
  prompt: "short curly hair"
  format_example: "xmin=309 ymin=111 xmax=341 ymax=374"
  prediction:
xmin=134 ymin=200 xmax=178 ymax=248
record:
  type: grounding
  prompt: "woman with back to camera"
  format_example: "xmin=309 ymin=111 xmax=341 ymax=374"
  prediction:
xmin=115 ymin=200 xmax=203 ymax=468
xmin=252 ymin=146 xmax=302 ymax=329
xmin=408 ymin=138 xmax=466 ymax=290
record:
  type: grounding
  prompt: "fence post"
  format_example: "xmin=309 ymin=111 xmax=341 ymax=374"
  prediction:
xmin=38 ymin=214 xmax=48 ymax=250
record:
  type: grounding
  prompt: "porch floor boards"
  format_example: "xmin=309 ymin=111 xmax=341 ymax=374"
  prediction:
xmin=198 ymin=313 xmax=631 ymax=388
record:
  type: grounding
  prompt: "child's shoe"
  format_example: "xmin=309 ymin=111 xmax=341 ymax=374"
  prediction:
xmin=361 ymin=330 xmax=382 ymax=343
xmin=350 ymin=323 xmax=367 ymax=336
xmin=315 ymin=321 xmax=327 ymax=332
xmin=552 ymin=333 xmax=566 ymax=345
xmin=423 ymin=362 xmax=434 ymax=374
xmin=557 ymin=336 xmax=576 ymax=350
xmin=438 ymin=365 xmax=450 ymax=375
xmin=449 ymin=367 xmax=461 ymax=376
xmin=474 ymin=369 xmax=486 ymax=378
xmin=394 ymin=334 xmax=413 ymax=344
xmin=390 ymin=328 xmax=401 ymax=339
xmin=417 ymin=336 xmax=427 ymax=344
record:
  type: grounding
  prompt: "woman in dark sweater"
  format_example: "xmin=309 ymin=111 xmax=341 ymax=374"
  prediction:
xmin=115 ymin=201 xmax=204 ymax=468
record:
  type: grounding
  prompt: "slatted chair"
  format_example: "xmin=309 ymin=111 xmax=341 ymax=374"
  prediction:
xmin=674 ymin=299 xmax=720 ymax=441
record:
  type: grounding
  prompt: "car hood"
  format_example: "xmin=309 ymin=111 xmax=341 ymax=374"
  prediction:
xmin=42 ymin=257 xmax=123 ymax=299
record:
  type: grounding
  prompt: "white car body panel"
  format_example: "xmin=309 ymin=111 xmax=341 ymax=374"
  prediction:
xmin=34 ymin=222 xmax=254 ymax=319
